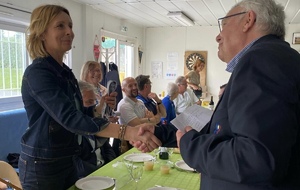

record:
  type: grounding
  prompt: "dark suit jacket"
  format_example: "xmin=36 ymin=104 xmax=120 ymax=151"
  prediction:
xmin=180 ymin=35 xmax=300 ymax=190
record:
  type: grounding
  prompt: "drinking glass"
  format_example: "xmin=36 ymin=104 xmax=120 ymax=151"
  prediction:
xmin=128 ymin=161 xmax=143 ymax=190
xmin=168 ymin=148 xmax=174 ymax=158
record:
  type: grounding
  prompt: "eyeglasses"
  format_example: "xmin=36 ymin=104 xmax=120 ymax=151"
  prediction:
xmin=218 ymin=12 xmax=247 ymax=32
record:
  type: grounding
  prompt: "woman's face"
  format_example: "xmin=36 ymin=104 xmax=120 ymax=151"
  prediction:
xmin=197 ymin=63 xmax=205 ymax=72
xmin=86 ymin=64 xmax=102 ymax=86
xmin=42 ymin=11 xmax=74 ymax=58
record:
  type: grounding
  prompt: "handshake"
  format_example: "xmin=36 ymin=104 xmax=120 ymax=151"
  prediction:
xmin=128 ymin=123 xmax=161 ymax=153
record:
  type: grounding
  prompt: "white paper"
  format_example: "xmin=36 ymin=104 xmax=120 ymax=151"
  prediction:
xmin=151 ymin=61 xmax=163 ymax=79
xmin=171 ymin=105 xmax=213 ymax=132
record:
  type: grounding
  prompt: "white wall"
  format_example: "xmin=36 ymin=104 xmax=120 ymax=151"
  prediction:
xmin=145 ymin=24 xmax=300 ymax=100
xmin=2 ymin=0 xmax=300 ymax=99
xmin=145 ymin=26 xmax=230 ymax=100
xmin=0 ymin=0 xmax=145 ymax=78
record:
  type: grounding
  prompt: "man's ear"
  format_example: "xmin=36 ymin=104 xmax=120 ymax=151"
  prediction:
xmin=243 ymin=10 xmax=256 ymax=32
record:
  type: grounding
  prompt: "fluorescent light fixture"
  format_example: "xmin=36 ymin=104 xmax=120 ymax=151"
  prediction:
xmin=167 ymin=11 xmax=194 ymax=26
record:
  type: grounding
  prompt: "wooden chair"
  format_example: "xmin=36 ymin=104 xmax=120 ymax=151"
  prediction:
xmin=0 ymin=160 xmax=22 ymax=190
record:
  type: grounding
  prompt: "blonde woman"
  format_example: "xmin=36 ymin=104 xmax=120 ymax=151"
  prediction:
xmin=80 ymin=61 xmax=107 ymax=111
xmin=20 ymin=4 xmax=160 ymax=190
xmin=185 ymin=59 xmax=205 ymax=99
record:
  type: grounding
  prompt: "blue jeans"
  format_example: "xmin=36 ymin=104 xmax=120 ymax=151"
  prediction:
xmin=18 ymin=153 xmax=78 ymax=190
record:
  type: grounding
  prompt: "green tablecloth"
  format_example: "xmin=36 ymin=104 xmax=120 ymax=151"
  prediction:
xmin=68 ymin=148 xmax=200 ymax=190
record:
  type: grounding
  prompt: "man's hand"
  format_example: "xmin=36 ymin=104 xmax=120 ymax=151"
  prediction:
xmin=145 ymin=110 xmax=154 ymax=118
xmin=148 ymin=92 xmax=160 ymax=102
xmin=176 ymin=126 xmax=193 ymax=149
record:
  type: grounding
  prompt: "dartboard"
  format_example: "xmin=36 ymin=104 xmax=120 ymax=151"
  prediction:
xmin=185 ymin=52 xmax=205 ymax=71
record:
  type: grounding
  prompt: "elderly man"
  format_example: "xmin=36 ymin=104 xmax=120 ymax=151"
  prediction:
xmin=176 ymin=0 xmax=300 ymax=189
xmin=75 ymin=81 xmax=116 ymax=177
xmin=173 ymin=76 xmax=201 ymax=114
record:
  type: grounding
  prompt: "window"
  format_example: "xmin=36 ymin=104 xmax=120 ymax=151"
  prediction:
xmin=0 ymin=28 xmax=27 ymax=98
xmin=0 ymin=22 xmax=28 ymax=112
xmin=100 ymin=30 xmax=136 ymax=83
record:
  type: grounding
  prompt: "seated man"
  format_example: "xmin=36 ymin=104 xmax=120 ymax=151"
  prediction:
xmin=75 ymin=81 xmax=116 ymax=178
xmin=135 ymin=75 xmax=167 ymax=124
xmin=114 ymin=77 xmax=163 ymax=155
xmin=173 ymin=76 xmax=201 ymax=114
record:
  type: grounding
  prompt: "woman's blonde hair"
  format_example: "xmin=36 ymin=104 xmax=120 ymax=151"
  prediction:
xmin=80 ymin=61 xmax=103 ymax=82
xmin=26 ymin=5 xmax=70 ymax=59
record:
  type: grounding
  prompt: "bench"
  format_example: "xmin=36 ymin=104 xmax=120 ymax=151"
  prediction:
xmin=0 ymin=108 xmax=28 ymax=162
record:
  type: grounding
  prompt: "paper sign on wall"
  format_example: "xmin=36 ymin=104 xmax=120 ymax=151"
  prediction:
xmin=151 ymin=61 xmax=163 ymax=79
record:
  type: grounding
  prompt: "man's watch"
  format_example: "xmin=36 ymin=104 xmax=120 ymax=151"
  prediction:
xmin=157 ymin=101 xmax=162 ymax=105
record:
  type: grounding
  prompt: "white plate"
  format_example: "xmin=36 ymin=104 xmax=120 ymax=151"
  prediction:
xmin=123 ymin=153 xmax=154 ymax=162
xmin=147 ymin=187 xmax=177 ymax=190
xmin=175 ymin=160 xmax=194 ymax=172
xmin=75 ymin=176 xmax=114 ymax=190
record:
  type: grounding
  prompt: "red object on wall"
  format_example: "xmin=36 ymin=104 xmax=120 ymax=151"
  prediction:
xmin=94 ymin=35 xmax=100 ymax=62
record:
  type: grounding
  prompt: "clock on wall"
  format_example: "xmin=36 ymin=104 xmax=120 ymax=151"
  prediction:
xmin=185 ymin=52 xmax=205 ymax=71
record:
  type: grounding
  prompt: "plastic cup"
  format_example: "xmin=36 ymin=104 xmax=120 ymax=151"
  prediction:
xmin=160 ymin=163 xmax=170 ymax=174
xmin=144 ymin=158 xmax=154 ymax=171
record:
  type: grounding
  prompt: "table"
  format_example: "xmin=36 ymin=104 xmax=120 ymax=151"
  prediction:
xmin=68 ymin=148 xmax=200 ymax=190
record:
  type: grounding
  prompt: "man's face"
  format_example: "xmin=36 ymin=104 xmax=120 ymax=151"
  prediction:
xmin=144 ymin=80 xmax=152 ymax=94
xmin=123 ymin=78 xmax=138 ymax=98
xmin=178 ymin=79 xmax=188 ymax=94
xmin=82 ymin=90 xmax=96 ymax=107
xmin=216 ymin=7 xmax=248 ymax=63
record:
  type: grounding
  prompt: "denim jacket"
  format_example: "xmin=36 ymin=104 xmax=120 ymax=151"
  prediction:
xmin=21 ymin=56 xmax=109 ymax=159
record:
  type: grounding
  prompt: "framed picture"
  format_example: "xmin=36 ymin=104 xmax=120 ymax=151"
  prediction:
xmin=292 ymin=32 xmax=300 ymax=44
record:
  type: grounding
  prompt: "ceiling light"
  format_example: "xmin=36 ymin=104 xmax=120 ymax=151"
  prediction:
xmin=167 ymin=11 xmax=194 ymax=26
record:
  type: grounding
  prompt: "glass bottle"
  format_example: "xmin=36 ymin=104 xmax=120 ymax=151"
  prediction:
xmin=209 ymin=96 xmax=214 ymax=111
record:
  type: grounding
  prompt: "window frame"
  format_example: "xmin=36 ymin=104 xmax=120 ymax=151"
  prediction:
xmin=0 ymin=21 xmax=29 ymax=112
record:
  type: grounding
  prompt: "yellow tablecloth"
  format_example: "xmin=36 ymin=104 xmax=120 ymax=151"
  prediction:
xmin=68 ymin=148 xmax=200 ymax=190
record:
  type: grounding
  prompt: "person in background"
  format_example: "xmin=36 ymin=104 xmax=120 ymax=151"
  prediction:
xmin=176 ymin=0 xmax=300 ymax=189
xmin=80 ymin=61 xmax=108 ymax=116
xmin=20 ymin=5 xmax=160 ymax=190
xmin=185 ymin=59 xmax=205 ymax=99
xmin=75 ymin=81 xmax=116 ymax=178
xmin=218 ymin=83 xmax=227 ymax=99
xmin=135 ymin=75 xmax=167 ymax=121
xmin=173 ymin=76 xmax=201 ymax=114
xmin=115 ymin=77 xmax=162 ymax=155
xmin=160 ymin=82 xmax=179 ymax=125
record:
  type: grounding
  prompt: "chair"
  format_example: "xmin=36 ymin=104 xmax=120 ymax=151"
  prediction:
xmin=0 ymin=160 xmax=22 ymax=190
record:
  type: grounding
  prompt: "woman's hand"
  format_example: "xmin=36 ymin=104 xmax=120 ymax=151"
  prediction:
xmin=108 ymin=116 xmax=119 ymax=123
xmin=104 ymin=91 xmax=117 ymax=109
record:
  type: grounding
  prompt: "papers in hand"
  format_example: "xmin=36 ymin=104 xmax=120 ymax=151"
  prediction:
xmin=171 ymin=105 xmax=213 ymax=132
